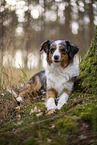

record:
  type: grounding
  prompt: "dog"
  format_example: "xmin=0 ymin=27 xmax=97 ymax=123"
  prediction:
xmin=16 ymin=40 xmax=79 ymax=110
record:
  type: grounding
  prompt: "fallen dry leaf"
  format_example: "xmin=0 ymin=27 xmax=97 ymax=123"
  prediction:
xmin=48 ymin=124 xmax=55 ymax=129
xmin=46 ymin=110 xmax=56 ymax=115
xmin=36 ymin=112 xmax=43 ymax=117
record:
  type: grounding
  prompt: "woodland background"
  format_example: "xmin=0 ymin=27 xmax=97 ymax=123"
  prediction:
xmin=0 ymin=0 xmax=96 ymax=71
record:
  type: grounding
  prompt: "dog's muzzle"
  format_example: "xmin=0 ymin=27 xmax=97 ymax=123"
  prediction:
xmin=54 ymin=55 xmax=60 ymax=63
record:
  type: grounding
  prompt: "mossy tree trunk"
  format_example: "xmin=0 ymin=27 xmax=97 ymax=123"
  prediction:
xmin=77 ymin=27 xmax=97 ymax=95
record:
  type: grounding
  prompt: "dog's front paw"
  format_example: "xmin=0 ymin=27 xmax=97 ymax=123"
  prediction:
xmin=57 ymin=93 xmax=69 ymax=110
xmin=45 ymin=98 xmax=57 ymax=110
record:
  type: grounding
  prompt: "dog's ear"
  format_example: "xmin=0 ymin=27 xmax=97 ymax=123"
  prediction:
xmin=65 ymin=40 xmax=79 ymax=59
xmin=40 ymin=40 xmax=54 ymax=53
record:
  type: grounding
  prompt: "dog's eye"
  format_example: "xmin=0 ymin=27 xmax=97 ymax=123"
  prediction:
xmin=50 ymin=48 xmax=55 ymax=54
xmin=60 ymin=49 xmax=66 ymax=55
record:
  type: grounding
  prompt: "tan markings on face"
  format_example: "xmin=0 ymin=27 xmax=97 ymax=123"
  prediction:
xmin=52 ymin=45 xmax=56 ymax=49
xmin=60 ymin=52 xmax=69 ymax=68
xmin=46 ymin=88 xmax=58 ymax=101
xmin=48 ymin=53 xmax=53 ymax=65
xmin=48 ymin=45 xmax=56 ymax=65
xmin=60 ymin=45 xmax=65 ymax=50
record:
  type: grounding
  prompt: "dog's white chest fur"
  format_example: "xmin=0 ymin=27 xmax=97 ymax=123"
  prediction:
xmin=46 ymin=62 xmax=79 ymax=96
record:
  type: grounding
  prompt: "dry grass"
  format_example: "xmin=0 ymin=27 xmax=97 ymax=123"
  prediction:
xmin=0 ymin=92 xmax=17 ymax=125
xmin=0 ymin=66 xmax=41 ymax=126
xmin=0 ymin=66 xmax=40 ymax=88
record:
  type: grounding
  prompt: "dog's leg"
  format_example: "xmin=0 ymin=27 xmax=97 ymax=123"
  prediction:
xmin=45 ymin=89 xmax=57 ymax=110
xmin=16 ymin=84 xmax=33 ymax=102
xmin=57 ymin=91 xmax=71 ymax=110
xmin=16 ymin=76 xmax=42 ymax=102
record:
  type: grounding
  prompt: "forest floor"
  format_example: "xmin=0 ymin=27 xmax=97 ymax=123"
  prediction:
xmin=0 ymin=33 xmax=97 ymax=145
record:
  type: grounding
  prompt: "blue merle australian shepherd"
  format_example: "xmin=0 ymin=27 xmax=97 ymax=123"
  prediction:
xmin=16 ymin=40 xmax=79 ymax=110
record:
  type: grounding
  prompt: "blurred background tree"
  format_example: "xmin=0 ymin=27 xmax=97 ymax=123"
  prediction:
xmin=0 ymin=0 xmax=96 ymax=70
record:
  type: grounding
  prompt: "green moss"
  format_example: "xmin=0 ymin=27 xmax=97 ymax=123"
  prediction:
xmin=78 ymin=30 xmax=97 ymax=94
xmin=67 ymin=103 xmax=97 ymax=122
xmin=22 ymin=137 xmax=38 ymax=145
xmin=55 ymin=116 xmax=78 ymax=135
xmin=0 ymin=138 xmax=9 ymax=145
xmin=92 ymin=106 xmax=97 ymax=133
xmin=80 ymin=112 xmax=92 ymax=121
xmin=67 ymin=104 xmax=85 ymax=116
xmin=33 ymin=102 xmax=46 ymax=110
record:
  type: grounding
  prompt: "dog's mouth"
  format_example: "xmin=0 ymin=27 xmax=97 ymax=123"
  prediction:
xmin=54 ymin=61 xmax=60 ymax=63
xmin=54 ymin=60 xmax=64 ymax=63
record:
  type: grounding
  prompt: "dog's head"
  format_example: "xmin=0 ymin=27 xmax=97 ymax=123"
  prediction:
xmin=40 ymin=40 xmax=79 ymax=68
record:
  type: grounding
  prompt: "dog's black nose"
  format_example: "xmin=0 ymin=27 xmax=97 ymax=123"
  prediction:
xmin=54 ymin=55 xmax=59 ymax=60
